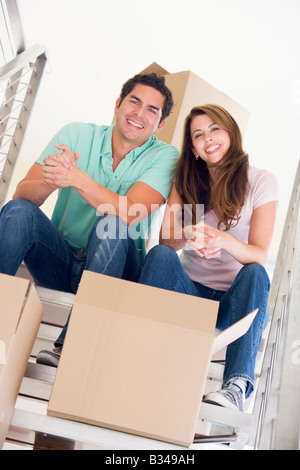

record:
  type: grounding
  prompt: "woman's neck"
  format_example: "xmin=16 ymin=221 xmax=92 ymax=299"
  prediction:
xmin=208 ymin=166 xmax=217 ymax=186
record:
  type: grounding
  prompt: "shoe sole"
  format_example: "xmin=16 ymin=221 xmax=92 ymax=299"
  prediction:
xmin=36 ymin=350 xmax=60 ymax=368
xmin=203 ymin=392 xmax=241 ymax=411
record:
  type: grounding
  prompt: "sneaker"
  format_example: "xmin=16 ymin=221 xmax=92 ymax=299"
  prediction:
xmin=203 ymin=385 xmax=244 ymax=412
xmin=36 ymin=346 xmax=62 ymax=368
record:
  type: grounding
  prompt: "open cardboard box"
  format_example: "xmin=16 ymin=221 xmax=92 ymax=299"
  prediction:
xmin=48 ymin=271 xmax=257 ymax=447
xmin=0 ymin=274 xmax=44 ymax=449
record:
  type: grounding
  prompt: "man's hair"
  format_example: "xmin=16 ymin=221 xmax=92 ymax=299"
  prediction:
xmin=119 ymin=73 xmax=174 ymax=123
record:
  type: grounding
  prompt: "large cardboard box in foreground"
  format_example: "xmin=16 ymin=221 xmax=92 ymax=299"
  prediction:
xmin=48 ymin=271 xmax=257 ymax=447
xmin=0 ymin=274 xmax=44 ymax=448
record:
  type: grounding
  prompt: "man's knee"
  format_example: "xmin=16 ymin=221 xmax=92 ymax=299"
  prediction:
xmin=92 ymin=214 xmax=129 ymax=241
xmin=1 ymin=198 xmax=38 ymax=220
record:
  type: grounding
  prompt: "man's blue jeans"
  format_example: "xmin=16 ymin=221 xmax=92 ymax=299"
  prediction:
xmin=139 ymin=244 xmax=270 ymax=398
xmin=0 ymin=199 xmax=141 ymax=345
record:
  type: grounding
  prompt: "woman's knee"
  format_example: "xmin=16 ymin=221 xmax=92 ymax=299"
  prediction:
xmin=239 ymin=263 xmax=270 ymax=289
xmin=143 ymin=245 xmax=182 ymax=278
xmin=141 ymin=244 xmax=196 ymax=295
xmin=146 ymin=244 xmax=178 ymax=265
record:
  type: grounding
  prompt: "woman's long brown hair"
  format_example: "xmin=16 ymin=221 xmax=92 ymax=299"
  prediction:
xmin=174 ymin=104 xmax=249 ymax=230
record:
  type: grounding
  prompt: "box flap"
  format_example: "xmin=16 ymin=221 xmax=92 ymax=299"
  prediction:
xmin=75 ymin=271 xmax=219 ymax=334
xmin=0 ymin=274 xmax=30 ymax=350
xmin=139 ymin=62 xmax=169 ymax=75
xmin=213 ymin=309 xmax=259 ymax=354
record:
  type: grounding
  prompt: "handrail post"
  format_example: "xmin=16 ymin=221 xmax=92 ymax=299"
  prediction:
xmin=4 ymin=0 xmax=26 ymax=54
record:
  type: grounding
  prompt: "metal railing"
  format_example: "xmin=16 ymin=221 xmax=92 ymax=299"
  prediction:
xmin=249 ymin=158 xmax=300 ymax=450
xmin=0 ymin=0 xmax=47 ymax=208
xmin=0 ymin=0 xmax=22 ymax=67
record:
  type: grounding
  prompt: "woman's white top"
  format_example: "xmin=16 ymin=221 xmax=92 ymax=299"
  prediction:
xmin=179 ymin=166 xmax=278 ymax=291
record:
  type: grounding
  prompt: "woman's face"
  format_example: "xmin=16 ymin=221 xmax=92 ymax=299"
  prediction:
xmin=190 ymin=114 xmax=231 ymax=168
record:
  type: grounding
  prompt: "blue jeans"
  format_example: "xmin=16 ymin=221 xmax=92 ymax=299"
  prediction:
xmin=0 ymin=199 xmax=141 ymax=345
xmin=139 ymin=245 xmax=270 ymax=398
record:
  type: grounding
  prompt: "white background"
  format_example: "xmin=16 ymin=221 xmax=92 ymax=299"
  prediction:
xmin=10 ymin=0 xmax=300 ymax=261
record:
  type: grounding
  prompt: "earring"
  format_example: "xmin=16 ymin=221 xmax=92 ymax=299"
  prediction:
xmin=195 ymin=155 xmax=200 ymax=160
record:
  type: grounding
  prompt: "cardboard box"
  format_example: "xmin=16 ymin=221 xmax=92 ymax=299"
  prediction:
xmin=0 ymin=274 xmax=44 ymax=449
xmin=136 ymin=63 xmax=251 ymax=249
xmin=139 ymin=62 xmax=250 ymax=151
xmin=113 ymin=63 xmax=250 ymax=152
xmin=48 ymin=271 xmax=257 ymax=447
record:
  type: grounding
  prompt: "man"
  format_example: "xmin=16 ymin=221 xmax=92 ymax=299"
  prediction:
xmin=0 ymin=73 xmax=179 ymax=366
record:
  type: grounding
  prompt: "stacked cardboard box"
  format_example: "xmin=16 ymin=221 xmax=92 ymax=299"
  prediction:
xmin=139 ymin=62 xmax=250 ymax=150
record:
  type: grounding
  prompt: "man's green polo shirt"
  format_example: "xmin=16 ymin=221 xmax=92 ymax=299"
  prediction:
xmin=36 ymin=122 xmax=179 ymax=264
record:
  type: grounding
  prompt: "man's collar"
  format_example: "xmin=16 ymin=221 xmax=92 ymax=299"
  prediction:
xmin=101 ymin=125 xmax=157 ymax=160
xmin=100 ymin=125 xmax=114 ymax=157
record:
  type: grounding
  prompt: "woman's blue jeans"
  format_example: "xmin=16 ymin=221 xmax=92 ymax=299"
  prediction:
xmin=139 ymin=245 xmax=270 ymax=398
xmin=0 ymin=199 xmax=141 ymax=345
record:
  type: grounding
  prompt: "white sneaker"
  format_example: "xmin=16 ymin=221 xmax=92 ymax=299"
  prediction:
xmin=203 ymin=385 xmax=244 ymax=412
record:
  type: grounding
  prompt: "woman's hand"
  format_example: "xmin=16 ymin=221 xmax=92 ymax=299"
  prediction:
xmin=188 ymin=201 xmax=277 ymax=266
xmin=184 ymin=222 xmax=222 ymax=259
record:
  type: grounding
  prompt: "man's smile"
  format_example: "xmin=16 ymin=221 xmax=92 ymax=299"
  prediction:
xmin=126 ymin=119 xmax=144 ymax=129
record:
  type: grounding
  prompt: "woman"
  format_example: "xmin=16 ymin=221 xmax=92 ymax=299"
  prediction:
xmin=139 ymin=104 xmax=278 ymax=411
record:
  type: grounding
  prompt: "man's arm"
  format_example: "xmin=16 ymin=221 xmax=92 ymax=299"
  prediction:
xmin=40 ymin=145 xmax=166 ymax=225
xmin=13 ymin=163 xmax=57 ymax=206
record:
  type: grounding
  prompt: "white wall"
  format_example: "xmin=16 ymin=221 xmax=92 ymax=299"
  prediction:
xmin=7 ymin=0 xmax=300 ymax=261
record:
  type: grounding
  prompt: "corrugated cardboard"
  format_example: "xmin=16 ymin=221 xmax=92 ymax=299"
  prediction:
xmin=113 ymin=63 xmax=250 ymax=152
xmin=137 ymin=63 xmax=251 ymax=249
xmin=48 ymin=271 xmax=258 ymax=447
xmin=0 ymin=274 xmax=44 ymax=449
xmin=138 ymin=62 xmax=250 ymax=150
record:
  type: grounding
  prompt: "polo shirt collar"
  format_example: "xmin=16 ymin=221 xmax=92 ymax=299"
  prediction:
xmin=100 ymin=125 xmax=157 ymax=160
xmin=100 ymin=125 xmax=114 ymax=157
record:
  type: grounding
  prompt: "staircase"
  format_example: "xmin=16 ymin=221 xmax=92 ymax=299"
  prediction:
xmin=1 ymin=0 xmax=300 ymax=450
xmin=7 ymin=163 xmax=300 ymax=450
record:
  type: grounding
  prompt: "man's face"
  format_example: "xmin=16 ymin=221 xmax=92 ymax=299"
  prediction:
xmin=114 ymin=84 xmax=166 ymax=147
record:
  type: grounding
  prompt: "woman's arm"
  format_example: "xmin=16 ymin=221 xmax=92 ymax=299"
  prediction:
xmin=159 ymin=184 xmax=216 ymax=252
xmin=159 ymin=184 xmax=187 ymax=250
xmin=192 ymin=201 xmax=277 ymax=265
